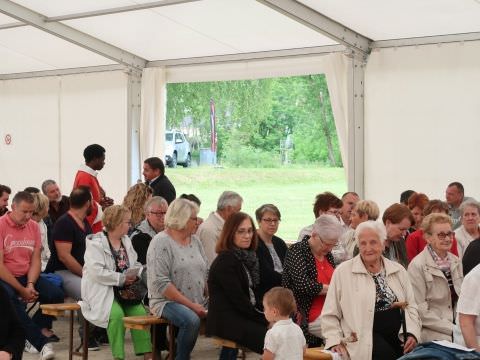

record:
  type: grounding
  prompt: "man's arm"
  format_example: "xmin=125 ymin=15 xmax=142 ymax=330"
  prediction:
xmin=56 ymin=242 xmax=83 ymax=277
xmin=0 ymin=251 xmax=35 ymax=301
xmin=27 ymin=246 xmax=41 ymax=284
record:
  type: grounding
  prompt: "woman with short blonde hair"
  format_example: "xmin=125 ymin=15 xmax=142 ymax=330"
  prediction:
xmin=408 ymin=213 xmax=463 ymax=342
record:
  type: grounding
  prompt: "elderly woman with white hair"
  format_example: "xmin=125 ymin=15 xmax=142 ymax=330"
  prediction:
xmin=146 ymin=198 xmax=208 ymax=360
xmin=455 ymin=200 xmax=480 ymax=259
xmin=320 ymin=221 xmax=421 ymax=360
xmin=282 ymin=214 xmax=344 ymax=347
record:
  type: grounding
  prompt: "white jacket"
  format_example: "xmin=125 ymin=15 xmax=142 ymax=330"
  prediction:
xmin=196 ymin=212 xmax=224 ymax=266
xmin=320 ymin=255 xmax=421 ymax=360
xmin=79 ymin=232 xmax=141 ymax=328
xmin=407 ymin=247 xmax=463 ymax=341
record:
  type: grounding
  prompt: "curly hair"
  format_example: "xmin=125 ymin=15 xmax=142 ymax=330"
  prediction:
xmin=122 ymin=183 xmax=153 ymax=227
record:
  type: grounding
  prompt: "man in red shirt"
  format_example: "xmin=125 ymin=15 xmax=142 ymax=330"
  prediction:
xmin=0 ymin=191 xmax=64 ymax=358
xmin=73 ymin=144 xmax=113 ymax=233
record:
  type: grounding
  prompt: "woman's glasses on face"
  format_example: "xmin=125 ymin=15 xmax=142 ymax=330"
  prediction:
xmin=261 ymin=218 xmax=280 ymax=224
xmin=432 ymin=231 xmax=454 ymax=240
xmin=150 ymin=210 xmax=167 ymax=217
xmin=236 ymin=229 xmax=254 ymax=236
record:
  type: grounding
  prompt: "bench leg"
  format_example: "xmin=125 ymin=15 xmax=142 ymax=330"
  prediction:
xmin=168 ymin=324 xmax=175 ymax=360
xmin=151 ymin=325 xmax=157 ymax=360
xmin=82 ymin=321 xmax=89 ymax=360
xmin=69 ymin=310 xmax=74 ymax=360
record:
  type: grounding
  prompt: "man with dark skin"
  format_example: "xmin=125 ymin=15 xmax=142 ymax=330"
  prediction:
xmin=73 ymin=144 xmax=113 ymax=233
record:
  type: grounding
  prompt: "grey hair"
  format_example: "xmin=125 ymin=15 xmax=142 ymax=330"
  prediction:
xmin=216 ymin=191 xmax=243 ymax=211
xmin=355 ymin=221 xmax=387 ymax=246
xmin=460 ymin=199 xmax=480 ymax=217
xmin=312 ymin=214 xmax=343 ymax=241
xmin=144 ymin=196 xmax=168 ymax=213
xmin=41 ymin=179 xmax=56 ymax=195
xmin=165 ymin=198 xmax=199 ymax=230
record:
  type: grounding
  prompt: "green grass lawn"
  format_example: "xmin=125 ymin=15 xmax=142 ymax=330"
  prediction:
xmin=167 ymin=165 xmax=347 ymax=242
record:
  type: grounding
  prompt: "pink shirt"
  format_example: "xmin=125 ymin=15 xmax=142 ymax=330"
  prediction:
xmin=0 ymin=214 xmax=41 ymax=276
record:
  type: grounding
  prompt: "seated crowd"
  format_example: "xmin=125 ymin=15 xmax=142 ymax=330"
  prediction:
xmin=1 ymin=146 xmax=480 ymax=360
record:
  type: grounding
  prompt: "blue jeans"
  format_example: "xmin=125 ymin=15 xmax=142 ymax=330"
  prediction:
xmin=0 ymin=275 xmax=64 ymax=351
xmin=161 ymin=302 xmax=200 ymax=360
xmin=219 ymin=347 xmax=238 ymax=360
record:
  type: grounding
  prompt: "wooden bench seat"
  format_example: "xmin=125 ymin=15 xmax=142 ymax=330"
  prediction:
xmin=40 ymin=303 xmax=88 ymax=360
xmin=123 ymin=314 xmax=174 ymax=360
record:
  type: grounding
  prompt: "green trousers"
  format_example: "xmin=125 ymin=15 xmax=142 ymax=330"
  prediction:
xmin=107 ymin=300 xmax=152 ymax=359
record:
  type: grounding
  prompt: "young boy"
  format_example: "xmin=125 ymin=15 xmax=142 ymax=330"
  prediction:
xmin=263 ymin=287 xmax=306 ymax=360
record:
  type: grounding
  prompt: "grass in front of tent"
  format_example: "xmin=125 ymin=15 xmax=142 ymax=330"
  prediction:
xmin=168 ymin=165 xmax=347 ymax=242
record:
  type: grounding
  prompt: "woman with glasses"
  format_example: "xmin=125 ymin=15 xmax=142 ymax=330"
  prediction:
xmin=408 ymin=213 xmax=463 ymax=342
xmin=254 ymin=204 xmax=288 ymax=310
xmin=147 ymin=198 xmax=208 ymax=360
xmin=207 ymin=212 xmax=267 ymax=359
xmin=283 ymin=215 xmax=343 ymax=347
xmin=80 ymin=205 xmax=152 ymax=360
xmin=297 ymin=192 xmax=343 ymax=241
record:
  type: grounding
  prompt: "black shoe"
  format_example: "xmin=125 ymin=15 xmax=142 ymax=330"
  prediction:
xmin=76 ymin=338 xmax=100 ymax=352
xmin=46 ymin=334 xmax=60 ymax=343
xmin=94 ymin=328 xmax=109 ymax=345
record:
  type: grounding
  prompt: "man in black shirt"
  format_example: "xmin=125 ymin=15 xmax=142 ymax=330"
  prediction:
xmin=143 ymin=157 xmax=176 ymax=204
xmin=45 ymin=186 xmax=100 ymax=350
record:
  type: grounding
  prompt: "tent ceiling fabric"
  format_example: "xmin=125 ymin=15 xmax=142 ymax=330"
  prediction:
xmin=1 ymin=0 xmax=480 ymax=75
xmin=0 ymin=26 xmax=115 ymax=74
xmin=299 ymin=0 xmax=480 ymax=41
xmin=63 ymin=0 xmax=336 ymax=61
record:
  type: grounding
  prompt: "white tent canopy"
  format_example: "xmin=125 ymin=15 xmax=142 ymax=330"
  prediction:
xmin=1 ymin=0 xmax=480 ymax=209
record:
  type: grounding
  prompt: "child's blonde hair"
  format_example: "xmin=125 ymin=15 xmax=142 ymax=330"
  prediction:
xmin=263 ymin=287 xmax=296 ymax=316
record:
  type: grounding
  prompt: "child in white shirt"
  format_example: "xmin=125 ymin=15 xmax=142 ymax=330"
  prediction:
xmin=263 ymin=287 xmax=306 ymax=360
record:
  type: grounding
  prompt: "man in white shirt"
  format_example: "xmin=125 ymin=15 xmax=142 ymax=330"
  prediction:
xmin=197 ymin=191 xmax=242 ymax=265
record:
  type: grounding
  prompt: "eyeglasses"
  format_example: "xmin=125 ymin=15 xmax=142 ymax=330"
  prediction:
xmin=261 ymin=218 xmax=280 ymax=224
xmin=236 ymin=229 xmax=254 ymax=236
xmin=432 ymin=231 xmax=454 ymax=240
xmin=325 ymin=209 xmax=341 ymax=217
xmin=150 ymin=210 xmax=167 ymax=217
xmin=316 ymin=234 xmax=337 ymax=248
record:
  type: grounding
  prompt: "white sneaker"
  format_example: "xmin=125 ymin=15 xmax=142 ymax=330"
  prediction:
xmin=39 ymin=343 xmax=55 ymax=360
xmin=24 ymin=340 xmax=39 ymax=354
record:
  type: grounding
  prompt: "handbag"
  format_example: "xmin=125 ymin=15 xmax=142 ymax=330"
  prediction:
xmin=108 ymin=239 xmax=147 ymax=306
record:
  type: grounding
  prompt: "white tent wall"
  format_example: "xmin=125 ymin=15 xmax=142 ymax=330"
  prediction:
xmin=0 ymin=70 xmax=130 ymax=203
xmin=364 ymin=41 xmax=480 ymax=212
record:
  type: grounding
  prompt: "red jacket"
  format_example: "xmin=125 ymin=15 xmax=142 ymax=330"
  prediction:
xmin=73 ymin=169 xmax=103 ymax=233
xmin=406 ymin=229 xmax=459 ymax=263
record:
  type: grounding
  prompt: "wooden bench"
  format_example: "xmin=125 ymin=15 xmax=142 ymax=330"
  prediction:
xmin=212 ymin=337 xmax=247 ymax=360
xmin=123 ymin=315 xmax=174 ymax=360
xmin=304 ymin=347 xmax=333 ymax=360
xmin=40 ymin=303 xmax=88 ymax=360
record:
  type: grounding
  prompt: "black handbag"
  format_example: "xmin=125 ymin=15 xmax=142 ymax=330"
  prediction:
xmin=108 ymin=239 xmax=147 ymax=306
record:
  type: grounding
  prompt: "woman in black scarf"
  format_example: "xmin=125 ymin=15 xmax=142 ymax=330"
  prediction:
xmin=207 ymin=212 xmax=268 ymax=360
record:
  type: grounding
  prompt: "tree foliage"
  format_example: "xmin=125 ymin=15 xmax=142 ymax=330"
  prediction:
xmin=166 ymin=74 xmax=342 ymax=166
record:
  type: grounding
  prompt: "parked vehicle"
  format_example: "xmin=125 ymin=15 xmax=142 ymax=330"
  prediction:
xmin=165 ymin=130 xmax=191 ymax=167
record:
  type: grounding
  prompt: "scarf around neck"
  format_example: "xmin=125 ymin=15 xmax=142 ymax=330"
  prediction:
xmin=231 ymin=247 xmax=260 ymax=287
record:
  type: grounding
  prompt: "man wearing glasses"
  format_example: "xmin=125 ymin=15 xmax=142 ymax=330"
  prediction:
xmin=130 ymin=196 xmax=168 ymax=265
